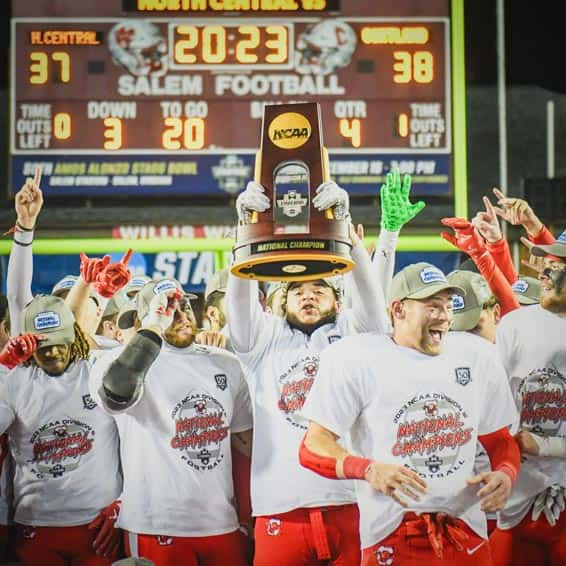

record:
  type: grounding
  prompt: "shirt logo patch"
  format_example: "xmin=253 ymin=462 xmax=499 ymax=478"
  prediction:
xmin=375 ymin=545 xmax=395 ymax=565
xmin=82 ymin=394 xmax=97 ymax=410
xmin=34 ymin=311 xmax=61 ymax=331
xmin=455 ymin=367 xmax=472 ymax=386
xmin=214 ymin=374 xmax=227 ymax=391
xmin=420 ymin=267 xmax=446 ymax=284
xmin=267 ymin=518 xmax=281 ymax=536
xmin=328 ymin=335 xmax=341 ymax=344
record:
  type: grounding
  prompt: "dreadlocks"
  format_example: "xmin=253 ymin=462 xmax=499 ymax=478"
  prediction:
xmin=70 ymin=322 xmax=90 ymax=361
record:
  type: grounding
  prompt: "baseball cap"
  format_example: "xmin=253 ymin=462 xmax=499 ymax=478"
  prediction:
xmin=531 ymin=229 xmax=566 ymax=258
xmin=204 ymin=268 xmax=228 ymax=300
xmin=390 ymin=262 xmax=465 ymax=303
xmin=21 ymin=295 xmax=75 ymax=348
xmin=124 ymin=275 xmax=152 ymax=297
xmin=286 ymin=275 xmax=344 ymax=298
xmin=447 ymin=270 xmax=493 ymax=331
xmin=102 ymin=289 xmax=129 ymax=318
xmin=116 ymin=298 xmax=137 ymax=330
xmin=135 ymin=278 xmax=198 ymax=323
xmin=512 ymin=276 xmax=541 ymax=305
xmin=51 ymin=275 xmax=78 ymax=297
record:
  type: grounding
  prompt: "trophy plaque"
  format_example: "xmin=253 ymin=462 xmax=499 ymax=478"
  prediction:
xmin=231 ymin=102 xmax=355 ymax=282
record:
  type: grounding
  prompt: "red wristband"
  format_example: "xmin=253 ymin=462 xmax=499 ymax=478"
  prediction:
xmin=342 ymin=456 xmax=372 ymax=480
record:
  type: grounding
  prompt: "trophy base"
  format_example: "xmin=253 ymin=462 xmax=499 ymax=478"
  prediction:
xmin=231 ymin=239 xmax=355 ymax=282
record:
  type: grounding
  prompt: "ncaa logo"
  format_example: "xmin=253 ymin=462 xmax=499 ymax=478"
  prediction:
xmin=455 ymin=367 xmax=472 ymax=386
xmin=267 ymin=518 xmax=281 ymax=536
xmin=375 ymin=545 xmax=395 ymax=565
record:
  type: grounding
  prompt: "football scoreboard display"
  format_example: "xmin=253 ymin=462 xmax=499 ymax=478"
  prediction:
xmin=11 ymin=0 xmax=466 ymax=203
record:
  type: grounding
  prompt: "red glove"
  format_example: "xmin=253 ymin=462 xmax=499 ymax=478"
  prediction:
xmin=0 ymin=334 xmax=43 ymax=369
xmin=440 ymin=217 xmax=487 ymax=258
xmin=94 ymin=249 xmax=133 ymax=298
xmin=80 ymin=253 xmax=110 ymax=284
xmin=88 ymin=499 xmax=122 ymax=558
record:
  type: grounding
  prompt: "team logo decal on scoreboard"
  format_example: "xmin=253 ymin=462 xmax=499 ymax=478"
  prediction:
xmin=277 ymin=355 xmax=319 ymax=429
xmin=519 ymin=367 xmax=566 ymax=437
xmin=295 ymin=20 xmax=357 ymax=76
xmin=108 ymin=20 xmax=168 ymax=77
xmin=29 ymin=419 xmax=94 ymax=479
xmin=392 ymin=393 xmax=473 ymax=478
xmin=170 ymin=393 xmax=229 ymax=471
xmin=212 ymin=155 xmax=252 ymax=194
xmin=268 ymin=112 xmax=312 ymax=150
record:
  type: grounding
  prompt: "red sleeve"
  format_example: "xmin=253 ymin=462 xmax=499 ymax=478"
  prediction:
xmin=231 ymin=446 xmax=252 ymax=529
xmin=529 ymin=224 xmax=555 ymax=245
xmin=486 ymin=238 xmax=517 ymax=284
xmin=478 ymin=427 xmax=521 ymax=484
xmin=473 ymin=252 xmax=521 ymax=316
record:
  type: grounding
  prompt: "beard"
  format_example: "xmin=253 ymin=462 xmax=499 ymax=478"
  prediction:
xmin=541 ymin=290 xmax=566 ymax=314
xmin=286 ymin=308 xmax=337 ymax=335
xmin=164 ymin=321 xmax=197 ymax=348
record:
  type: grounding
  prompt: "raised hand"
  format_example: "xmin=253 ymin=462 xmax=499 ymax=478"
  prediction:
xmin=380 ymin=170 xmax=425 ymax=232
xmin=0 ymin=333 xmax=45 ymax=369
xmin=95 ymin=249 xmax=133 ymax=298
xmin=492 ymin=188 xmax=543 ymax=236
xmin=472 ymin=196 xmax=503 ymax=244
xmin=519 ymin=236 xmax=545 ymax=274
xmin=141 ymin=289 xmax=182 ymax=334
xmin=79 ymin=253 xmax=111 ymax=284
xmin=15 ymin=167 xmax=44 ymax=230
xmin=440 ymin=217 xmax=487 ymax=258
xmin=312 ymin=181 xmax=350 ymax=220
xmin=236 ymin=181 xmax=271 ymax=224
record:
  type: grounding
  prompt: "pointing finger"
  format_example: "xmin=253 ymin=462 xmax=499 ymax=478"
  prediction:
xmin=120 ymin=249 xmax=133 ymax=265
xmin=33 ymin=166 xmax=42 ymax=188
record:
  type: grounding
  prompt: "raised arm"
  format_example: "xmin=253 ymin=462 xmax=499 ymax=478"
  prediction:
xmin=7 ymin=167 xmax=43 ymax=335
xmin=375 ymin=170 xmax=425 ymax=303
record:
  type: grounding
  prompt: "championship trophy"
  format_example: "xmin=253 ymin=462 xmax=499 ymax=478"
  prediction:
xmin=231 ymin=102 xmax=355 ymax=282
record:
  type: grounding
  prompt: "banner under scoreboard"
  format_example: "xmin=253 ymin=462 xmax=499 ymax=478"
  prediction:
xmin=11 ymin=0 xmax=466 ymax=205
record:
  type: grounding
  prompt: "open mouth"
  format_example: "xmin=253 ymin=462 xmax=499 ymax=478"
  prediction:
xmin=428 ymin=329 xmax=445 ymax=344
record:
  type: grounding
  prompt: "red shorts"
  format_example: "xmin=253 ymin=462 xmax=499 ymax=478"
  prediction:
xmin=125 ymin=529 xmax=249 ymax=566
xmin=253 ymin=504 xmax=360 ymax=566
xmin=490 ymin=505 xmax=566 ymax=566
xmin=362 ymin=512 xmax=491 ymax=566
xmin=15 ymin=523 xmax=120 ymax=566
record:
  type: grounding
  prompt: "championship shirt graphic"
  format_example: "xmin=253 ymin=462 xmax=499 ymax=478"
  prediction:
xmin=277 ymin=355 xmax=319 ymax=429
xmin=519 ymin=367 xmax=566 ymax=436
xmin=29 ymin=419 xmax=95 ymax=479
xmin=392 ymin=393 xmax=473 ymax=478
xmin=170 ymin=393 xmax=229 ymax=471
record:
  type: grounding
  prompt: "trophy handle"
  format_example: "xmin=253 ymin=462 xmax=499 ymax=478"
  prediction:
xmin=321 ymin=147 xmax=335 ymax=221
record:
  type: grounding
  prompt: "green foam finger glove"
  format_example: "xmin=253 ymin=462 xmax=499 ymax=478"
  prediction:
xmin=380 ymin=171 xmax=426 ymax=231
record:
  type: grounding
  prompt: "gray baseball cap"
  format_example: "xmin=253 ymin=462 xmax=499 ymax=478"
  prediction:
xmin=531 ymin=229 xmax=566 ymax=258
xmin=135 ymin=278 xmax=197 ymax=323
xmin=102 ymin=289 xmax=129 ymax=318
xmin=204 ymin=268 xmax=229 ymax=300
xmin=124 ymin=275 xmax=152 ymax=297
xmin=51 ymin=275 xmax=78 ymax=297
xmin=447 ymin=270 xmax=493 ymax=331
xmin=21 ymin=295 xmax=75 ymax=348
xmin=390 ymin=262 xmax=465 ymax=303
xmin=512 ymin=276 xmax=541 ymax=305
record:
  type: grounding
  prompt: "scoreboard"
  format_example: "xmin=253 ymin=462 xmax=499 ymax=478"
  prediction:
xmin=11 ymin=0 xmax=466 ymax=206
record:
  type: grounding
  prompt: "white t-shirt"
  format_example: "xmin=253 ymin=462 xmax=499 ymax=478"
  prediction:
xmin=0 ymin=356 xmax=121 ymax=526
xmin=496 ymin=304 xmax=566 ymax=528
xmin=90 ymin=341 xmax=252 ymax=537
xmin=301 ymin=331 xmax=517 ymax=549
xmin=234 ymin=311 xmax=359 ymax=516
